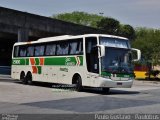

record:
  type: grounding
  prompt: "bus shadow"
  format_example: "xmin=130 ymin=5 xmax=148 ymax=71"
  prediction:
xmin=16 ymin=81 xmax=54 ymax=88
xmin=81 ymin=87 xmax=140 ymax=95
xmin=15 ymin=81 xmax=140 ymax=95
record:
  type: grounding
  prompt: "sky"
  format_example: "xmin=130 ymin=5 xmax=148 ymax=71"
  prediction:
xmin=0 ymin=0 xmax=160 ymax=29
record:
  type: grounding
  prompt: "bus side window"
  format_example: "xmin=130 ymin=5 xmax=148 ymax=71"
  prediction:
xmin=57 ymin=42 xmax=69 ymax=55
xmin=69 ymin=39 xmax=83 ymax=55
xmin=45 ymin=44 xmax=56 ymax=56
xmin=35 ymin=45 xmax=45 ymax=56
xmin=76 ymin=41 xmax=83 ymax=54
xmin=14 ymin=46 xmax=19 ymax=57
xmin=27 ymin=46 xmax=34 ymax=57
xmin=70 ymin=42 xmax=78 ymax=54
xmin=19 ymin=46 xmax=26 ymax=57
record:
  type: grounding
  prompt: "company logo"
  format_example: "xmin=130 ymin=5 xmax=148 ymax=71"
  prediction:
xmin=30 ymin=58 xmax=44 ymax=74
xmin=65 ymin=57 xmax=71 ymax=62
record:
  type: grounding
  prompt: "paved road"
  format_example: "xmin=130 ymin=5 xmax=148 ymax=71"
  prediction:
xmin=0 ymin=75 xmax=160 ymax=119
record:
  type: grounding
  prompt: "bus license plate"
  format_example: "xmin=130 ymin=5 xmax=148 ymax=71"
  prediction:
xmin=117 ymin=82 xmax=122 ymax=85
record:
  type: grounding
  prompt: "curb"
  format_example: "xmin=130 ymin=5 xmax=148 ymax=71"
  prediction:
xmin=0 ymin=74 xmax=12 ymax=80
xmin=134 ymin=80 xmax=160 ymax=86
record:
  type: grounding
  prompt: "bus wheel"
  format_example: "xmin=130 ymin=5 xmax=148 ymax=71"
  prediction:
xmin=102 ymin=88 xmax=110 ymax=94
xmin=26 ymin=72 xmax=32 ymax=85
xmin=20 ymin=72 xmax=27 ymax=84
xmin=73 ymin=75 xmax=83 ymax=92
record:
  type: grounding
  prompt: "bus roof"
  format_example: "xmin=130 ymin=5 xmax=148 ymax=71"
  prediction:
xmin=14 ymin=34 xmax=128 ymax=46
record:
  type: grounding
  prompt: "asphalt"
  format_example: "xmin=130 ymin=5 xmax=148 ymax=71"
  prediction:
xmin=0 ymin=76 xmax=160 ymax=120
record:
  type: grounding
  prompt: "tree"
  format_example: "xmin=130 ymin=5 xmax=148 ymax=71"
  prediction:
xmin=97 ymin=17 xmax=120 ymax=35
xmin=132 ymin=28 xmax=160 ymax=65
xmin=118 ymin=24 xmax=135 ymax=40
xmin=53 ymin=11 xmax=135 ymax=39
xmin=52 ymin=11 xmax=103 ymax=28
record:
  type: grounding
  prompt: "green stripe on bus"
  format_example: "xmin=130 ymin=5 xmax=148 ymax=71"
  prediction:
xmin=26 ymin=58 xmax=29 ymax=65
xmin=12 ymin=56 xmax=83 ymax=66
xmin=45 ymin=56 xmax=83 ymax=66
xmin=101 ymin=72 xmax=111 ymax=77
xmin=79 ymin=56 xmax=83 ymax=65
xmin=101 ymin=71 xmax=134 ymax=78
xmin=45 ymin=57 xmax=67 ymax=65
xmin=116 ymin=74 xmax=134 ymax=78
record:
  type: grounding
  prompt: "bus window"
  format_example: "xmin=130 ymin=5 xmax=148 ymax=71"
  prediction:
xmin=69 ymin=41 xmax=83 ymax=55
xmin=27 ymin=46 xmax=34 ymax=57
xmin=70 ymin=42 xmax=78 ymax=54
xmin=14 ymin=46 xmax=19 ymax=57
xmin=35 ymin=45 xmax=45 ymax=56
xmin=56 ymin=42 xmax=69 ymax=55
xmin=45 ymin=44 xmax=56 ymax=56
xmin=19 ymin=46 xmax=26 ymax=57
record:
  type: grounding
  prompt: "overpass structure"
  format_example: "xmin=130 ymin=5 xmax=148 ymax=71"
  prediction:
xmin=0 ymin=7 xmax=102 ymax=42
xmin=0 ymin=7 xmax=103 ymax=72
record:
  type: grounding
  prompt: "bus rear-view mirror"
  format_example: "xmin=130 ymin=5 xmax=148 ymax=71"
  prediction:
xmin=97 ymin=45 xmax=105 ymax=58
xmin=131 ymin=48 xmax=141 ymax=62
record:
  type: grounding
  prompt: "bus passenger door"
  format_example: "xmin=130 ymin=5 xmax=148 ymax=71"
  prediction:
xmin=85 ymin=37 xmax=99 ymax=86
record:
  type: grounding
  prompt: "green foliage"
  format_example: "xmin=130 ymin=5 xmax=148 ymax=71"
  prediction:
xmin=97 ymin=18 xmax=135 ymax=39
xmin=118 ymin=24 xmax=135 ymax=40
xmin=52 ymin=11 xmax=135 ymax=39
xmin=150 ymin=70 xmax=160 ymax=78
xmin=132 ymin=28 xmax=160 ymax=65
xmin=96 ymin=17 xmax=120 ymax=35
xmin=52 ymin=11 xmax=103 ymax=28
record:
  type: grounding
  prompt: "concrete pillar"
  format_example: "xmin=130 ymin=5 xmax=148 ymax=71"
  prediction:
xmin=18 ymin=28 xmax=29 ymax=42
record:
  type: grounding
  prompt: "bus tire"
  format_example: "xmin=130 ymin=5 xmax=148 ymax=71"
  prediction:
xmin=20 ymin=72 xmax=27 ymax=84
xmin=73 ymin=75 xmax=83 ymax=92
xmin=26 ymin=72 xmax=32 ymax=85
xmin=102 ymin=87 xmax=110 ymax=94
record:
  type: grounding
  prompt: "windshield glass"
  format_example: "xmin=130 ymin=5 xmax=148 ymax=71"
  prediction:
xmin=100 ymin=37 xmax=133 ymax=74
xmin=101 ymin=47 xmax=133 ymax=74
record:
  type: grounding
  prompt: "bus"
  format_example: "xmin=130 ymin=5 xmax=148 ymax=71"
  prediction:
xmin=134 ymin=61 xmax=152 ymax=79
xmin=11 ymin=34 xmax=141 ymax=92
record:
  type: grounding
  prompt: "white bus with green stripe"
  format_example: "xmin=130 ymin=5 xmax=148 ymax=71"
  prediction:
xmin=11 ymin=34 xmax=141 ymax=92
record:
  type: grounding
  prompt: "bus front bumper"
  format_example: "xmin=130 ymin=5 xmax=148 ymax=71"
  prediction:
xmin=99 ymin=78 xmax=134 ymax=88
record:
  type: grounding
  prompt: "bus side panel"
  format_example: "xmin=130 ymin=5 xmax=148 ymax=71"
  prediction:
xmin=11 ymin=65 xmax=20 ymax=79
xmin=56 ymin=66 xmax=89 ymax=85
xmin=44 ymin=66 xmax=59 ymax=83
xmin=11 ymin=65 xmax=32 ymax=80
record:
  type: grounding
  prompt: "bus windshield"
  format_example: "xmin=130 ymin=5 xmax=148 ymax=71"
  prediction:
xmin=101 ymin=47 xmax=133 ymax=74
xmin=100 ymin=37 xmax=133 ymax=74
